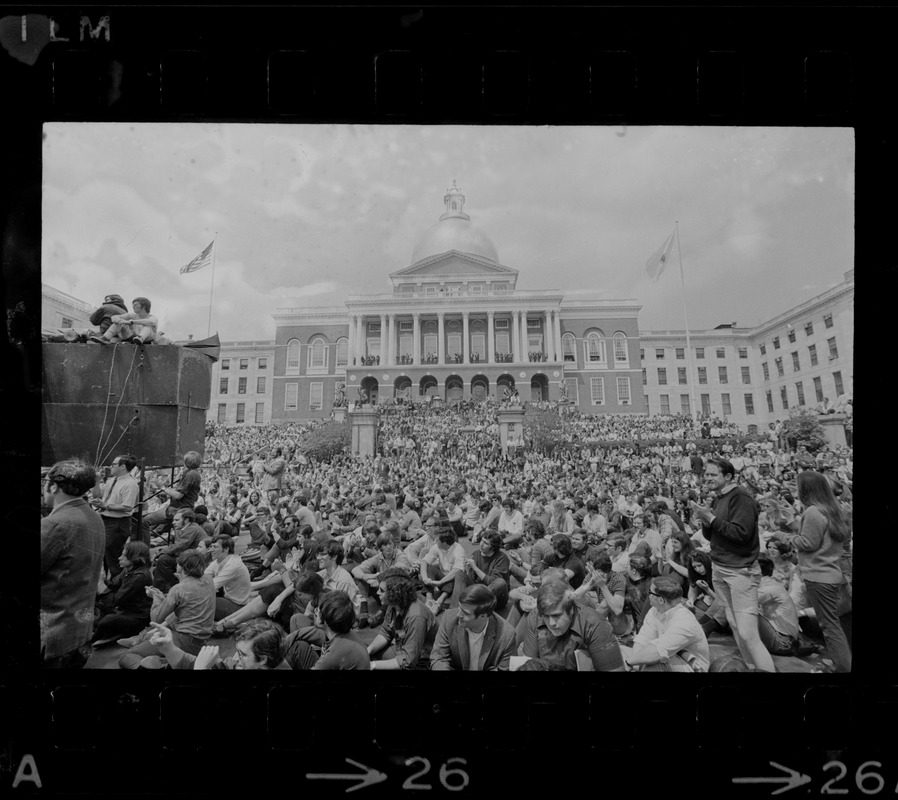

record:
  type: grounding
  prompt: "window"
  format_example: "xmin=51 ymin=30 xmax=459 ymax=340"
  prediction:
xmin=796 ymin=381 xmax=805 ymax=406
xmin=256 ymin=377 xmax=266 ymax=394
xmin=527 ymin=318 xmax=541 ymax=329
xmin=805 ymin=322 xmax=814 ymax=336
xmin=762 ymin=362 xmax=769 ymax=381
xmin=219 ymin=378 xmax=228 ymax=394
xmin=759 ymin=344 xmax=766 ymax=356
xmin=617 ymin=377 xmax=631 ymax=405
xmin=773 ymin=337 xmax=780 ymax=349
xmin=425 ymin=286 xmax=437 ymax=295
xmin=471 ymin=333 xmax=485 ymax=361
xmin=255 ymin=403 xmax=264 ymax=424
xmin=238 ymin=377 xmax=247 ymax=394
xmin=642 ymin=368 xmax=647 ymax=386
xmin=494 ymin=318 xmax=509 ymax=329
xmin=447 ymin=333 xmax=462 ymax=355
xmin=613 ymin=333 xmax=628 ymax=364
xmin=716 ymin=348 xmax=725 ymax=358
xmin=701 ymin=393 xmax=711 ymax=414
xmin=495 ymin=332 xmax=510 ymax=356
xmin=287 ymin=339 xmax=300 ymax=372
xmin=308 ymin=337 xmax=327 ymax=369
xmin=678 ymin=367 xmax=687 ymax=385
xmin=809 ymin=344 xmax=818 ymax=366
xmin=741 ymin=366 xmax=750 ymax=384
xmin=656 ymin=348 xmax=665 ymax=359
xmin=399 ymin=320 xmax=413 ymax=332
xmin=424 ymin=334 xmax=438 ymax=358
xmin=788 ymin=329 xmax=796 ymax=343
xmin=791 ymin=352 xmax=800 ymax=372
xmin=696 ymin=347 xmax=705 ymax=359
xmin=221 ymin=359 xmax=230 ymax=370
xmin=236 ymin=403 xmax=245 ymax=424
xmin=744 ymin=393 xmax=755 ymax=415
xmin=657 ymin=368 xmax=667 ymax=385
xmin=775 ymin=357 xmax=784 ymax=378
xmin=590 ymin=377 xmax=605 ymax=405
xmin=285 ymin=383 xmax=298 ymax=411
xmin=766 ymin=390 xmax=774 ymax=413
xmin=698 ymin=367 xmax=707 ymax=384
xmin=562 ymin=333 xmax=576 ymax=362
xmin=217 ymin=404 xmax=226 ymax=423
xmin=718 ymin=366 xmax=728 ymax=384
xmin=675 ymin=347 xmax=685 ymax=360
xmin=240 ymin=359 xmax=248 ymax=370
xmin=780 ymin=386 xmax=789 ymax=409
xmin=721 ymin=393 xmax=732 ymax=416
xmin=660 ymin=394 xmax=670 ymax=414
xmin=640 ymin=349 xmax=645 ymax=360
xmin=336 ymin=338 xmax=348 ymax=367
xmin=564 ymin=378 xmax=579 ymax=404
xmin=827 ymin=337 xmax=838 ymax=359
xmin=824 ymin=313 xmax=833 ymax=329
xmin=258 ymin=357 xmax=267 ymax=369
xmin=61 ymin=316 xmax=73 ymax=328
xmin=585 ymin=333 xmax=606 ymax=363
xmin=833 ymin=371 xmax=844 ymax=396
xmin=680 ymin=394 xmax=691 ymax=415
xmin=738 ymin=347 xmax=748 ymax=359
xmin=814 ymin=377 xmax=824 ymax=403
xmin=309 ymin=383 xmax=323 ymax=411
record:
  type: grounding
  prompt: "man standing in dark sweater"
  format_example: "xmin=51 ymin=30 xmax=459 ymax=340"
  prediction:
xmin=690 ymin=457 xmax=775 ymax=673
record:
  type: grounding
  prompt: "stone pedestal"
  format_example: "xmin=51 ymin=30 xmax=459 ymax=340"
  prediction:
xmin=818 ymin=413 xmax=847 ymax=449
xmin=351 ymin=406 xmax=379 ymax=458
xmin=497 ymin=405 xmax=525 ymax=454
xmin=333 ymin=407 xmax=347 ymax=423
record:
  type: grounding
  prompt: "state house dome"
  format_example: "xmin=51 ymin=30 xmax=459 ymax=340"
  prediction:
xmin=409 ymin=181 xmax=500 ymax=266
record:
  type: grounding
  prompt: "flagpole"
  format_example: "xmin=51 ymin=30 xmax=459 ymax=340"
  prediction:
xmin=207 ymin=233 xmax=217 ymax=337
xmin=675 ymin=221 xmax=699 ymax=421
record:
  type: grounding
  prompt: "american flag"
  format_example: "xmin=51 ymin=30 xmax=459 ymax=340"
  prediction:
xmin=180 ymin=240 xmax=215 ymax=274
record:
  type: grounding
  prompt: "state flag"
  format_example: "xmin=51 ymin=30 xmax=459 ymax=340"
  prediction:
xmin=645 ymin=230 xmax=676 ymax=282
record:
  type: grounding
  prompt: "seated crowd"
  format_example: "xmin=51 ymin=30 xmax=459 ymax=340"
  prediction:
xmin=46 ymin=401 xmax=852 ymax=673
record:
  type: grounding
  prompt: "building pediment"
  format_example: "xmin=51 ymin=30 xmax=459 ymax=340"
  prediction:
xmin=391 ymin=251 xmax=518 ymax=281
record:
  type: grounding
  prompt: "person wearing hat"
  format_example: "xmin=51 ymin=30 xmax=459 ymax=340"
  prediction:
xmin=88 ymin=293 xmax=128 ymax=338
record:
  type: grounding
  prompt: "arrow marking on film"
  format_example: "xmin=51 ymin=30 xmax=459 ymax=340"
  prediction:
xmin=733 ymin=761 xmax=812 ymax=795
xmin=307 ymin=758 xmax=388 ymax=793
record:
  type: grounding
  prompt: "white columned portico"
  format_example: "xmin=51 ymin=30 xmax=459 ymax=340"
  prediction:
xmin=553 ymin=308 xmax=562 ymax=363
xmin=487 ymin=311 xmax=495 ymax=364
xmin=379 ymin=313 xmax=386 ymax=363
xmin=544 ymin=310 xmax=553 ymax=360
xmin=437 ymin=312 xmax=446 ymax=364
xmin=347 ymin=313 xmax=355 ymax=365
xmin=385 ymin=313 xmax=394 ymax=366
xmin=511 ymin=311 xmax=519 ymax=362
xmin=462 ymin=311 xmax=469 ymax=364
xmin=413 ymin=313 xmax=421 ymax=364
xmin=520 ymin=309 xmax=528 ymax=361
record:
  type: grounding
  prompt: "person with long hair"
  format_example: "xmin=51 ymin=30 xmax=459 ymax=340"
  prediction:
xmin=771 ymin=470 xmax=851 ymax=672
xmin=367 ymin=568 xmax=437 ymax=670
xmin=659 ymin=530 xmax=695 ymax=596
xmin=92 ymin=540 xmax=153 ymax=646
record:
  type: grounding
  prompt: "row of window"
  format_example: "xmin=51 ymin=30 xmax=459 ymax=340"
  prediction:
xmin=221 ymin=357 xmax=267 ymax=371
xmin=220 ymin=377 xmax=266 ymax=395
xmin=646 ymin=366 xmax=750 ymax=385
xmin=761 ymin=339 xmax=839 ymax=381
xmin=765 ymin=371 xmax=845 ymax=412
xmin=565 ymin=332 xmax=628 ymax=365
xmin=564 ymin=376 xmax=632 ymax=406
xmin=285 ymin=382 xmax=323 ymax=411
xmin=657 ymin=393 xmax=753 ymax=416
xmin=645 ymin=346 xmax=748 ymax=360
xmin=217 ymin=402 xmax=265 ymax=424
xmin=759 ymin=313 xmax=834 ymax=356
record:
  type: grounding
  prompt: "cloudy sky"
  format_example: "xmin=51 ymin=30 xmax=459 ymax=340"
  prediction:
xmin=42 ymin=124 xmax=853 ymax=342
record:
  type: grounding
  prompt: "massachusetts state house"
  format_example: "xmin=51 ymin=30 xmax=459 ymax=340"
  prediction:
xmin=268 ymin=182 xmax=645 ymax=420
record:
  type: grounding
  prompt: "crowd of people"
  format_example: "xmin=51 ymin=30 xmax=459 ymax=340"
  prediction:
xmin=41 ymin=400 xmax=853 ymax=673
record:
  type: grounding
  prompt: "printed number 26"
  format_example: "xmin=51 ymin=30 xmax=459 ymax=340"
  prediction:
xmin=402 ymin=757 xmax=469 ymax=792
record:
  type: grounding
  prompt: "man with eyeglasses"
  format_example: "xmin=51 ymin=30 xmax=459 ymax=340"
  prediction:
xmin=623 ymin=576 xmax=710 ymax=672
xmin=90 ymin=454 xmax=139 ymax=580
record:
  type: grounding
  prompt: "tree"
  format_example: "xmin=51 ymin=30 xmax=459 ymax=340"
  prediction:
xmin=297 ymin=419 xmax=351 ymax=462
xmin=523 ymin=405 xmax=564 ymax=453
xmin=782 ymin=407 xmax=828 ymax=453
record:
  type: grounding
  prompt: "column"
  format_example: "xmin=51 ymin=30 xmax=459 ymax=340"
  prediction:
xmin=544 ymin=310 xmax=554 ymax=361
xmin=510 ymin=311 xmax=518 ymax=362
xmin=487 ymin=311 xmax=495 ymax=364
xmin=520 ymin=309 xmax=528 ymax=362
xmin=437 ymin=312 xmax=446 ymax=364
xmin=347 ymin=313 xmax=355 ymax=365
xmin=385 ymin=313 xmax=394 ymax=366
xmin=413 ymin=313 xmax=421 ymax=365
xmin=553 ymin=308 xmax=562 ymax=362
xmin=462 ymin=311 xmax=469 ymax=364
xmin=379 ymin=314 xmax=386 ymax=365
